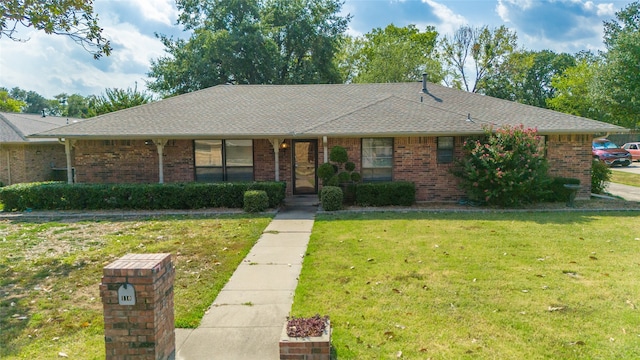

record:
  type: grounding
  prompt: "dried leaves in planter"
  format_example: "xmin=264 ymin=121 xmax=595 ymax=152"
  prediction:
xmin=286 ymin=314 xmax=329 ymax=337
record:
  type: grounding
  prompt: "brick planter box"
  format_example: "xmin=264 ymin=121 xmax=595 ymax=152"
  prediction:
xmin=279 ymin=320 xmax=331 ymax=360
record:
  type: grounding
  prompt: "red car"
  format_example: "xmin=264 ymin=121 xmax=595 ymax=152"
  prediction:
xmin=622 ymin=142 xmax=640 ymax=162
xmin=592 ymin=139 xmax=632 ymax=167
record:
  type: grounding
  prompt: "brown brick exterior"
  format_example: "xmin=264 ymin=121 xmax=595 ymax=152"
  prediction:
xmin=546 ymin=134 xmax=593 ymax=199
xmin=100 ymin=253 xmax=175 ymax=360
xmin=70 ymin=134 xmax=593 ymax=202
xmin=0 ymin=143 xmax=68 ymax=185
xmin=74 ymin=140 xmax=194 ymax=184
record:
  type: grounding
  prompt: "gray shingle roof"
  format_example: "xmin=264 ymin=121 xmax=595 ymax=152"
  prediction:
xmin=1 ymin=112 xmax=81 ymax=143
xmin=30 ymin=82 xmax=626 ymax=139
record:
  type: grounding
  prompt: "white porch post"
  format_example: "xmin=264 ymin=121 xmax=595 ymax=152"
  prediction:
xmin=154 ymin=139 xmax=168 ymax=184
xmin=62 ymin=138 xmax=76 ymax=184
xmin=269 ymin=138 xmax=284 ymax=181
xmin=323 ymin=136 xmax=328 ymax=163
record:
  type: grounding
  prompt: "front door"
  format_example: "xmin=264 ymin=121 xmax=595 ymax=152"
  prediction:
xmin=293 ymin=140 xmax=317 ymax=194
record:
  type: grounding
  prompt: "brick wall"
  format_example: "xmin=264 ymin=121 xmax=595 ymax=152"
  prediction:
xmin=69 ymin=135 xmax=594 ymax=201
xmin=546 ymin=134 xmax=593 ymax=198
xmin=100 ymin=253 xmax=175 ymax=360
xmin=0 ymin=143 xmax=67 ymax=185
xmin=74 ymin=140 xmax=194 ymax=184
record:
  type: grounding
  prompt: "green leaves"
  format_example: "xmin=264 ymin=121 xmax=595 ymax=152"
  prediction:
xmin=1 ymin=0 xmax=111 ymax=59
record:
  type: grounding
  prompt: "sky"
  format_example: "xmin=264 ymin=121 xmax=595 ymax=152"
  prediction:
xmin=0 ymin=0 xmax=635 ymax=99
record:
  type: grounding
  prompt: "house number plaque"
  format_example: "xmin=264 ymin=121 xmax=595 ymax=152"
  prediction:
xmin=118 ymin=284 xmax=136 ymax=305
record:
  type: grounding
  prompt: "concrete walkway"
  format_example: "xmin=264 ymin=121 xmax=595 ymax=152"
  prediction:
xmin=175 ymin=196 xmax=318 ymax=360
xmin=606 ymin=182 xmax=640 ymax=202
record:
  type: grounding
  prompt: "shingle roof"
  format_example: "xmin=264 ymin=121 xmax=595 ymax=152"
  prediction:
xmin=1 ymin=112 xmax=81 ymax=143
xmin=30 ymin=82 xmax=626 ymax=139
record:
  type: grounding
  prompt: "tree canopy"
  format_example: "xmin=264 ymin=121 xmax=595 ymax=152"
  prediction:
xmin=0 ymin=0 xmax=111 ymax=59
xmin=148 ymin=0 xmax=350 ymax=96
xmin=340 ymin=24 xmax=443 ymax=84
xmin=441 ymin=25 xmax=517 ymax=92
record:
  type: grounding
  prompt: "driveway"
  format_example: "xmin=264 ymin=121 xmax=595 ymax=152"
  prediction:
xmin=610 ymin=162 xmax=640 ymax=175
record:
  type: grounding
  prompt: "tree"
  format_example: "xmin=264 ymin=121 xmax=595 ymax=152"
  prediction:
xmin=441 ymin=25 xmax=517 ymax=92
xmin=1 ymin=0 xmax=111 ymax=59
xmin=593 ymin=2 xmax=640 ymax=129
xmin=9 ymin=87 xmax=51 ymax=114
xmin=341 ymin=24 xmax=443 ymax=84
xmin=547 ymin=52 xmax=604 ymax=120
xmin=0 ymin=89 xmax=25 ymax=112
xmin=87 ymin=85 xmax=154 ymax=117
xmin=148 ymin=0 xmax=349 ymax=96
xmin=482 ymin=50 xmax=575 ymax=108
xmin=452 ymin=125 xmax=550 ymax=207
xmin=53 ymin=93 xmax=90 ymax=118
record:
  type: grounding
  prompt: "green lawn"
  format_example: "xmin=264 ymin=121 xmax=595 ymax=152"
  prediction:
xmin=610 ymin=170 xmax=640 ymax=188
xmin=0 ymin=215 xmax=272 ymax=359
xmin=292 ymin=211 xmax=640 ymax=359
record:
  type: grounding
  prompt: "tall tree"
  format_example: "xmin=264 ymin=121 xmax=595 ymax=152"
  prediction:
xmin=0 ymin=88 xmax=25 ymax=112
xmin=9 ymin=87 xmax=51 ymax=114
xmin=0 ymin=0 xmax=111 ymax=59
xmin=594 ymin=1 xmax=640 ymax=129
xmin=482 ymin=50 xmax=575 ymax=108
xmin=441 ymin=25 xmax=517 ymax=92
xmin=341 ymin=24 xmax=443 ymax=84
xmin=547 ymin=52 xmax=604 ymax=120
xmin=86 ymin=85 xmax=154 ymax=117
xmin=148 ymin=0 xmax=349 ymax=96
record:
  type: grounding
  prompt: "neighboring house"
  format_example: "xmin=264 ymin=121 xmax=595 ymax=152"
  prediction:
xmin=31 ymin=81 xmax=627 ymax=201
xmin=0 ymin=112 xmax=81 ymax=185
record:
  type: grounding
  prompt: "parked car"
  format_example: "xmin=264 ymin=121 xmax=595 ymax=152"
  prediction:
xmin=592 ymin=139 xmax=632 ymax=166
xmin=621 ymin=142 xmax=640 ymax=162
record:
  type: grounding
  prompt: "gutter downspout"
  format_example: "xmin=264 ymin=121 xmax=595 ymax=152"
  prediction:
xmin=6 ymin=150 xmax=11 ymax=185
xmin=154 ymin=139 xmax=168 ymax=184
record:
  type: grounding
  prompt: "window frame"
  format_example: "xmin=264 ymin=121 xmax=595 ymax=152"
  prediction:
xmin=194 ymin=139 xmax=254 ymax=182
xmin=361 ymin=138 xmax=393 ymax=182
xmin=437 ymin=136 xmax=455 ymax=164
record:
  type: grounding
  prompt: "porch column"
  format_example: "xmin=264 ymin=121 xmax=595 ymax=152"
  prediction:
xmin=323 ymin=136 xmax=328 ymax=163
xmin=268 ymin=138 xmax=284 ymax=181
xmin=154 ymin=139 xmax=168 ymax=184
xmin=62 ymin=138 xmax=76 ymax=184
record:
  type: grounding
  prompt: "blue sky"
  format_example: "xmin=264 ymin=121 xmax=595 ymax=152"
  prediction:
xmin=0 ymin=0 xmax=634 ymax=99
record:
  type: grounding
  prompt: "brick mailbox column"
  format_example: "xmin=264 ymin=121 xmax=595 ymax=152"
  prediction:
xmin=100 ymin=253 xmax=175 ymax=360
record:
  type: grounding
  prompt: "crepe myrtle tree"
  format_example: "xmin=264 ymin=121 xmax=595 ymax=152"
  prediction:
xmin=452 ymin=124 xmax=551 ymax=207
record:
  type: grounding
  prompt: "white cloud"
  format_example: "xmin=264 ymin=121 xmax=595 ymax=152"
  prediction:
xmin=422 ymin=0 xmax=468 ymax=35
xmin=132 ymin=0 xmax=179 ymax=26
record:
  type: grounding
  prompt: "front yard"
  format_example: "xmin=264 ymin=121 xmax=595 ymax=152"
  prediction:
xmin=0 ymin=215 xmax=271 ymax=359
xmin=292 ymin=211 xmax=640 ymax=359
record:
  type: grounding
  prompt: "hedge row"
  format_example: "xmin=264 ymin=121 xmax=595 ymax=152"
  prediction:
xmin=0 ymin=181 xmax=286 ymax=212
xmin=354 ymin=181 xmax=416 ymax=207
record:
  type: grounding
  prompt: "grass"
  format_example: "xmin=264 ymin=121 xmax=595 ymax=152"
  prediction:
xmin=0 ymin=214 xmax=272 ymax=359
xmin=610 ymin=170 xmax=640 ymax=187
xmin=292 ymin=211 xmax=640 ymax=359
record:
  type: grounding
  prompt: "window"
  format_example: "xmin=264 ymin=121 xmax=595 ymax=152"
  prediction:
xmin=195 ymin=140 xmax=253 ymax=182
xmin=437 ymin=137 xmax=454 ymax=164
xmin=362 ymin=138 xmax=393 ymax=181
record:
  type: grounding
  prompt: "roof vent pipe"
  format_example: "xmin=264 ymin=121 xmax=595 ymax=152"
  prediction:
xmin=422 ymin=73 xmax=428 ymax=93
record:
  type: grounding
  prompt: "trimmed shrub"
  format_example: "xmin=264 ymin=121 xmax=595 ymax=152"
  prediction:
xmin=591 ymin=159 xmax=611 ymax=194
xmin=329 ymin=146 xmax=348 ymax=164
xmin=0 ymin=181 xmax=286 ymax=212
xmin=320 ymin=186 xmax=343 ymax=211
xmin=317 ymin=163 xmax=336 ymax=185
xmin=355 ymin=182 xmax=416 ymax=206
xmin=244 ymin=190 xmax=269 ymax=213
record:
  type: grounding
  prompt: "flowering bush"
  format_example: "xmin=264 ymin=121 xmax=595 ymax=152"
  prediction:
xmin=452 ymin=125 xmax=551 ymax=207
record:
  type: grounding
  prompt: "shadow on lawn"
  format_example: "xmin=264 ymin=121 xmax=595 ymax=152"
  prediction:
xmin=316 ymin=209 xmax=640 ymax=225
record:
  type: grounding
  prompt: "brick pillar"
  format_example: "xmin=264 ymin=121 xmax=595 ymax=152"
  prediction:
xmin=100 ymin=253 xmax=175 ymax=360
